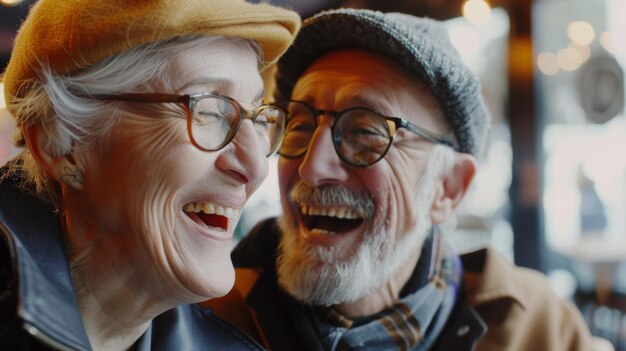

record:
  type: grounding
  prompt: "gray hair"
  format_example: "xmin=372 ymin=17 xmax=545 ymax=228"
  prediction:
xmin=6 ymin=35 xmax=262 ymax=206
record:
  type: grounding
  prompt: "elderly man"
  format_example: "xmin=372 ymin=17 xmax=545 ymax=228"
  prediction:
xmin=207 ymin=9 xmax=600 ymax=351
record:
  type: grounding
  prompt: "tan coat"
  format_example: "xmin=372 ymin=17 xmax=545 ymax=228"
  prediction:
xmin=461 ymin=247 xmax=599 ymax=351
xmin=206 ymin=242 xmax=605 ymax=350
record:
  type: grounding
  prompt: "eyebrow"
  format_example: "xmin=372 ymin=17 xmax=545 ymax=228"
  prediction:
xmin=339 ymin=95 xmax=394 ymax=116
xmin=295 ymin=94 xmax=390 ymax=113
xmin=177 ymin=78 xmax=232 ymax=94
xmin=177 ymin=78 xmax=265 ymax=105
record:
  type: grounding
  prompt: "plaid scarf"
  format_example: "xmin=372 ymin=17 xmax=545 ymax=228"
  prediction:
xmin=283 ymin=227 xmax=461 ymax=351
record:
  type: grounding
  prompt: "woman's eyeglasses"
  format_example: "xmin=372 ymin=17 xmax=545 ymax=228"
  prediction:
xmin=90 ymin=92 xmax=289 ymax=157
xmin=278 ymin=100 xmax=456 ymax=167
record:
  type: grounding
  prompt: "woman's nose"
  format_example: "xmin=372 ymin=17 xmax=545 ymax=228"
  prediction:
xmin=215 ymin=119 xmax=268 ymax=187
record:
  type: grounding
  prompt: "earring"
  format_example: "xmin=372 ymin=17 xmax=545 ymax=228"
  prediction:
xmin=60 ymin=165 xmax=83 ymax=189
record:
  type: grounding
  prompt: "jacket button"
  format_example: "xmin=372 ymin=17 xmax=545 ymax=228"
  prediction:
xmin=457 ymin=325 xmax=470 ymax=337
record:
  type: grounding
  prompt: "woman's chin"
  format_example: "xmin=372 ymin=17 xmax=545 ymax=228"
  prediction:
xmin=182 ymin=263 xmax=236 ymax=301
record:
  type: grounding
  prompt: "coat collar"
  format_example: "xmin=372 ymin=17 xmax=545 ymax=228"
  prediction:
xmin=0 ymin=165 xmax=264 ymax=351
xmin=460 ymin=246 xmax=527 ymax=310
xmin=0 ymin=170 xmax=91 ymax=350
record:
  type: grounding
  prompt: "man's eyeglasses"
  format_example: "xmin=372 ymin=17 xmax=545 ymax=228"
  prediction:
xmin=278 ymin=100 xmax=457 ymax=167
xmin=90 ymin=92 xmax=289 ymax=157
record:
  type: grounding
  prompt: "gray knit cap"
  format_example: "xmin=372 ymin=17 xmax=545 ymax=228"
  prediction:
xmin=274 ymin=8 xmax=490 ymax=156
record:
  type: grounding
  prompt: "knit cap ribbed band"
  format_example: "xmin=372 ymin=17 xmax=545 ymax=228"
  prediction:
xmin=275 ymin=9 xmax=489 ymax=156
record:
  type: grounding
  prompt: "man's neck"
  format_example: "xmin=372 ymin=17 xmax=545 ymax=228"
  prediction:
xmin=333 ymin=249 xmax=421 ymax=318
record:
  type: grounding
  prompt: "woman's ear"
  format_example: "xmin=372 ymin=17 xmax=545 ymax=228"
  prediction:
xmin=23 ymin=124 xmax=83 ymax=191
xmin=429 ymin=153 xmax=477 ymax=224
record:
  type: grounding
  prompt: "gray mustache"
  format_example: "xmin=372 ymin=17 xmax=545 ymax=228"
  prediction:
xmin=289 ymin=181 xmax=375 ymax=218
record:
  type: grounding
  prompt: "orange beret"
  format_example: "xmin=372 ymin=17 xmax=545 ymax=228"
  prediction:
xmin=2 ymin=0 xmax=300 ymax=108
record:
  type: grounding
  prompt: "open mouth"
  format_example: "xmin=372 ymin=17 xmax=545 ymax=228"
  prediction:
xmin=183 ymin=202 xmax=239 ymax=232
xmin=299 ymin=204 xmax=364 ymax=235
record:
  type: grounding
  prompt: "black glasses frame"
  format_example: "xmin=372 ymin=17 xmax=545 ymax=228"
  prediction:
xmin=278 ymin=100 xmax=457 ymax=167
xmin=89 ymin=92 xmax=288 ymax=157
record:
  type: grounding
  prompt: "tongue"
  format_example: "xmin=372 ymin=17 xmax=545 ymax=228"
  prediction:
xmin=197 ymin=213 xmax=228 ymax=231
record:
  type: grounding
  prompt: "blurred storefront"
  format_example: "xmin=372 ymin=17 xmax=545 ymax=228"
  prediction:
xmin=534 ymin=0 xmax=626 ymax=347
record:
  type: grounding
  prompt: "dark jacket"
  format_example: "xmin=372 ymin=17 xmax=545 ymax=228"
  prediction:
xmin=206 ymin=218 xmax=599 ymax=351
xmin=0 ymin=164 xmax=263 ymax=350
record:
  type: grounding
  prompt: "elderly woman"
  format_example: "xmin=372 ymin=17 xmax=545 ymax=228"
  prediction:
xmin=0 ymin=0 xmax=298 ymax=350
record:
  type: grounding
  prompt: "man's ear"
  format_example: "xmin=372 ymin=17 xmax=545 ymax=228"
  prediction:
xmin=430 ymin=153 xmax=477 ymax=224
xmin=23 ymin=124 xmax=83 ymax=191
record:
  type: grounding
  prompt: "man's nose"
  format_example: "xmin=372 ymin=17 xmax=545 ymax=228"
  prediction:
xmin=298 ymin=125 xmax=350 ymax=186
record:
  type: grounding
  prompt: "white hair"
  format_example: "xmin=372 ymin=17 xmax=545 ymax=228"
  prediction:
xmin=277 ymin=144 xmax=456 ymax=305
xmin=6 ymin=35 xmax=261 ymax=205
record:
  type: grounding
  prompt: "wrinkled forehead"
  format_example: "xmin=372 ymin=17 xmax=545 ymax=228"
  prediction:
xmin=292 ymin=48 xmax=447 ymax=133
xmin=165 ymin=39 xmax=264 ymax=101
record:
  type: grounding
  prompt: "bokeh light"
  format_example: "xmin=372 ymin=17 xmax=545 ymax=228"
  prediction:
xmin=567 ymin=21 xmax=595 ymax=46
xmin=0 ymin=0 xmax=24 ymax=6
xmin=537 ymin=52 xmax=560 ymax=75
xmin=462 ymin=0 xmax=492 ymax=26
xmin=556 ymin=48 xmax=581 ymax=71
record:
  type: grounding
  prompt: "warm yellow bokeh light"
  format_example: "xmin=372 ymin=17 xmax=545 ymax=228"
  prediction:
xmin=567 ymin=21 xmax=595 ymax=46
xmin=556 ymin=48 xmax=580 ymax=71
xmin=563 ymin=47 xmax=583 ymax=65
xmin=600 ymin=31 xmax=613 ymax=53
xmin=462 ymin=0 xmax=492 ymax=25
xmin=599 ymin=31 xmax=622 ymax=55
xmin=537 ymin=52 xmax=560 ymax=75
xmin=0 ymin=0 xmax=24 ymax=6
xmin=567 ymin=43 xmax=590 ymax=64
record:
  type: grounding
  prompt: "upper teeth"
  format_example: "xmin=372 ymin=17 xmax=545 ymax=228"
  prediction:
xmin=300 ymin=205 xmax=360 ymax=219
xmin=183 ymin=202 xmax=239 ymax=218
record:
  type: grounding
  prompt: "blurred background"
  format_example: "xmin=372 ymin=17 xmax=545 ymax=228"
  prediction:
xmin=1 ymin=0 xmax=625 ymax=348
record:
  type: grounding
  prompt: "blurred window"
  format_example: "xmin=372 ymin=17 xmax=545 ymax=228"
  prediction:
xmin=535 ymin=0 xmax=626 ymax=348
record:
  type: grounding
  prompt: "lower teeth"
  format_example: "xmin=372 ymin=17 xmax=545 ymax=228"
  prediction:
xmin=311 ymin=228 xmax=335 ymax=236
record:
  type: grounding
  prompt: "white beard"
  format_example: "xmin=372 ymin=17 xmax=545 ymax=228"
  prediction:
xmin=276 ymin=146 xmax=453 ymax=306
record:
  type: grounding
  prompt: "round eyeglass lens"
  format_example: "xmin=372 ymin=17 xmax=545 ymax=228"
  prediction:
xmin=189 ymin=96 xmax=238 ymax=150
xmin=279 ymin=101 xmax=316 ymax=157
xmin=254 ymin=105 xmax=288 ymax=156
xmin=333 ymin=109 xmax=392 ymax=167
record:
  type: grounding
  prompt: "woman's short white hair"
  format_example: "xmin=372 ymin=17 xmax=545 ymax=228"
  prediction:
xmin=7 ymin=35 xmax=262 ymax=206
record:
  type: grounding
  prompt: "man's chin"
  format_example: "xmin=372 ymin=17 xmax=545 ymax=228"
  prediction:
xmin=276 ymin=235 xmax=375 ymax=305
xmin=276 ymin=215 xmax=430 ymax=307
xmin=277 ymin=215 xmax=371 ymax=303
xmin=277 ymin=258 xmax=375 ymax=306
